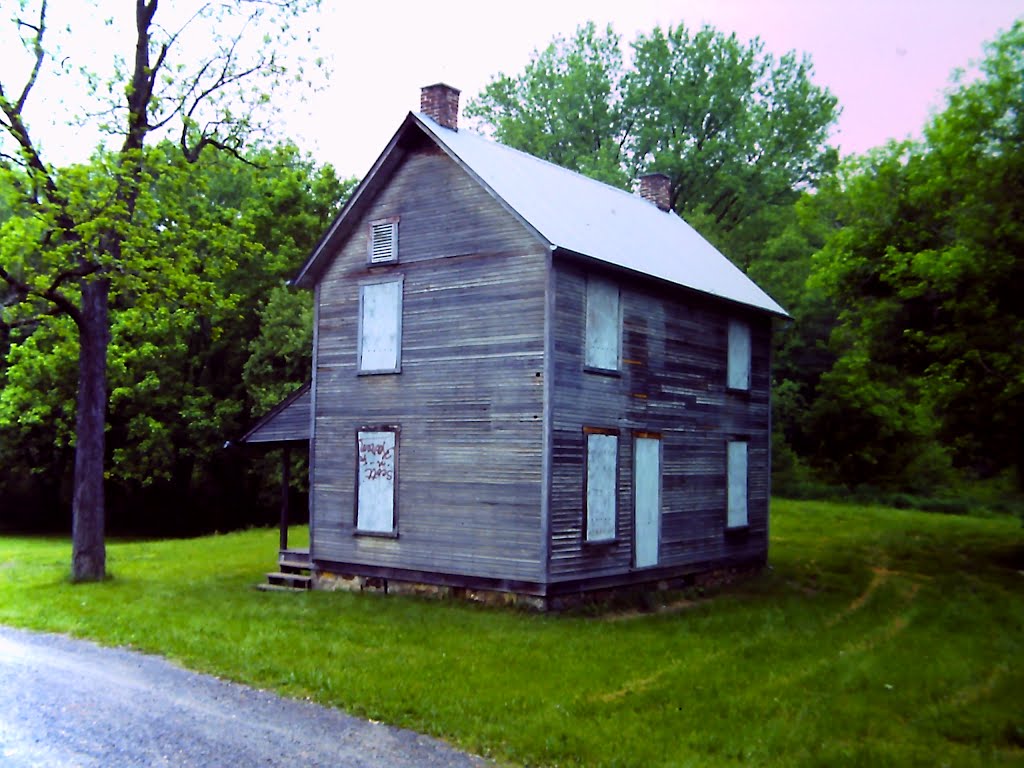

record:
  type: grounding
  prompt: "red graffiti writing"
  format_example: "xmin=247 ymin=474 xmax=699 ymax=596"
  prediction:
xmin=358 ymin=439 xmax=394 ymax=482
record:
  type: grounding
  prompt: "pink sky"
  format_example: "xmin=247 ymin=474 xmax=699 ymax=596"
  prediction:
xmin=5 ymin=0 xmax=1023 ymax=176
xmin=301 ymin=0 xmax=1023 ymax=176
xmin=698 ymin=0 xmax=1023 ymax=156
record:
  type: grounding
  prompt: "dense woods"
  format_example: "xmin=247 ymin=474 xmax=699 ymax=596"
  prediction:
xmin=2 ymin=12 xmax=1021 ymax=543
xmin=0 ymin=141 xmax=353 ymax=534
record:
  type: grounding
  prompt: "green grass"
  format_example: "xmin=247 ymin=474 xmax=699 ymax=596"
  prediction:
xmin=1 ymin=501 xmax=1022 ymax=767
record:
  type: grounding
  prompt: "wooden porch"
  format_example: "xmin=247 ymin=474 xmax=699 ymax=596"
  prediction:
xmin=232 ymin=382 xmax=313 ymax=593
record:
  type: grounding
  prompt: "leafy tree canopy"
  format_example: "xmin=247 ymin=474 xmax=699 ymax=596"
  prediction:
xmin=806 ymin=20 xmax=1024 ymax=487
xmin=466 ymin=21 xmax=839 ymax=266
xmin=0 ymin=140 xmax=353 ymax=531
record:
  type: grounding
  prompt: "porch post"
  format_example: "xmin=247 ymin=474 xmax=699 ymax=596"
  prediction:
xmin=280 ymin=444 xmax=291 ymax=551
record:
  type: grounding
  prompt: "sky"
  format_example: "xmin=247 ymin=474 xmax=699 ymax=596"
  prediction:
xmin=4 ymin=0 xmax=1023 ymax=179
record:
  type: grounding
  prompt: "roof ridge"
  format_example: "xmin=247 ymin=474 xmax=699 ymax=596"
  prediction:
xmin=415 ymin=112 xmax=653 ymax=211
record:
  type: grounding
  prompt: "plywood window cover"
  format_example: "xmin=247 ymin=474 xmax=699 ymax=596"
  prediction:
xmin=584 ymin=276 xmax=621 ymax=373
xmin=355 ymin=426 xmax=400 ymax=537
xmin=726 ymin=439 xmax=749 ymax=530
xmin=368 ymin=217 xmax=399 ymax=264
xmin=584 ymin=427 xmax=619 ymax=543
xmin=357 ymin=276 xmax=403 ymax=374
xmin=727 ymin=319 xmax=751 ymax=391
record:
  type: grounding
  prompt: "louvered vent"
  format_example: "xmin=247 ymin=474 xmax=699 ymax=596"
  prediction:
xmin=369 ymin=220 xmax=398 ymax=264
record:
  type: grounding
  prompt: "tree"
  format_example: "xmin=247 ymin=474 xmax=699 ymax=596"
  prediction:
xmin=466 ymin=23 xmax=629 ymax=189
xmin=806 ymin=21 xmax=1024 ymax=487
xmin=0 ymin=140 xmax=350 ymax=534
xmin=0 ymin=0 xmax=321 ymax=580
xmin=466 ymin=21 xmax=839 ymax=264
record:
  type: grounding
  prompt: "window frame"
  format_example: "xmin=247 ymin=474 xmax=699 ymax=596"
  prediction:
xmin=583 ymin=426 xmax=619 ymax=543
xmin=354 ymin=425 xmax=400 ymax=537
xmin=584 ymin=276 xmax=622 ymax=374
xmin=367 ymin=216 xmax=399 ymax=265
xmin=357 ymin=275 xmax=404 ymax=375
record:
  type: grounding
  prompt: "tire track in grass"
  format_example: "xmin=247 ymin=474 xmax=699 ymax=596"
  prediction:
xmin=940 ymin=663 xmax=1009 ymax=710
xmin=826 ymin=564 xmax=930 ymax=629
xmin=742 ymin=575 xmax=925 ymax=695
xmin=591 ymin=563 xmax=930 ymax=707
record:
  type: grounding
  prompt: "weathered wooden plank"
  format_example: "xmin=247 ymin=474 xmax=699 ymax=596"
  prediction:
xmin=310 ymin=146 xmax=548 ymax=582
xmin=547 ymin=261 xmax=772 ymax=580
xmin=239 ymin=383 xmax=311 ymax=443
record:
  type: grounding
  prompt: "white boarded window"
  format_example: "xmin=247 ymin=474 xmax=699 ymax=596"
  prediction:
xmin=357 ymin=429 xmax=397 ymax=533
xmin=727 ymin=441 xmax=748 ymax=528
xmin=585 ymin=277 xmax=620 ymax=370
xmin=728 ymin=320 xmax=751 ymax=390
xmin=633 ymin=435 xmax=661 ymax=568
xmin=358 ymin=278 xmax=402 ymax=373
xmin=586 ymin=431 xmax=618 ymax=541
xmin=369 ymin=218 xmax=398 ymax=264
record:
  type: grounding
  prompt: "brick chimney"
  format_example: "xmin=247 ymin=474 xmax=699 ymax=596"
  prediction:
xmin=638 ymin=173 xmax=672 ymax=212
xmin=420 ymin=83 xmax=460 ymax=131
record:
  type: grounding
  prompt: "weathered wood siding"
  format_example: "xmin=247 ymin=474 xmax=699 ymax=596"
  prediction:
xmin=311 ymin=143 xmax=548 ymax=582
xmin=548 ymin=259 xmax=772 ymax=583
xmin=241 ymin=384 xmax=311 ymax=443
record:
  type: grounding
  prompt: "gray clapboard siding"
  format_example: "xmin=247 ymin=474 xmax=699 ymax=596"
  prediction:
xmin=310 ymin=145 xmax=549 ymax=582
xmin=547 ymin=261 xmax=771 ymax=582
xmin=239 ymin=383 xmax=311 ymax=444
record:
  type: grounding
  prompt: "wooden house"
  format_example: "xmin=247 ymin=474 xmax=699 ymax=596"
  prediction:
xmin=246 ymin=83 xmax=788 ymax=607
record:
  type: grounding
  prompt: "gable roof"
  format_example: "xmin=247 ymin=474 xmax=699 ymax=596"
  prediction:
xmin=295 ymin=113 xmax=787 ymax=318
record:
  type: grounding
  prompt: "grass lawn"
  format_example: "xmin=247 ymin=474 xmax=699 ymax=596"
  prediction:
xmin=1 ymin=499 xmax=1022 ymax=767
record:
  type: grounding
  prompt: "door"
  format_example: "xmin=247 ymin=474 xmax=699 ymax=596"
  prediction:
xmin=634 ymin=436 xmax=661 ymax=568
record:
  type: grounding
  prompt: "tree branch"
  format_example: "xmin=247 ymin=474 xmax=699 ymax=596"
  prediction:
xmin=0 ymin=263 xmax=83 ymax=326
xmin=15 ymin=0 xmax=48 ymax=114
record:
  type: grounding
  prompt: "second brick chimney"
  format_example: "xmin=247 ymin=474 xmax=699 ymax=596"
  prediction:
xmin=420 ymin=83 xmax=460 ymax=131
xmin=638 ymin=173 xmax=672 ymax=212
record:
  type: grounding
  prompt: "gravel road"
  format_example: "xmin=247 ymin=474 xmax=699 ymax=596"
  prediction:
xmin=0 ymin=625 xmax=493 ymax=767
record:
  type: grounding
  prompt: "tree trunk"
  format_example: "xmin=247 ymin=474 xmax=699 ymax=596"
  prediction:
xmin=71 ymin=278 xmax=110 ymax=582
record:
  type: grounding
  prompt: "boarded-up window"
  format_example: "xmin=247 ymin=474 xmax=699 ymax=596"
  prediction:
xmin=357 ymin=429 xmax=397 ymax=533
xmin=634 ymin=435 xmax=661 ymax=568
xmin=358 ymin=279 xmax=402 ymax=372
xmin=369 ymin=218 xmax=398 ymax=264
xmin=727 ymin=441 xmax=748 ymax=528
xmin=728 ymin=320 xmax=751 ymax=390
xmin=585 ymin=277 xmax=620 ymax=370
xmin=586 ymin=431 xmax=618 ymax=541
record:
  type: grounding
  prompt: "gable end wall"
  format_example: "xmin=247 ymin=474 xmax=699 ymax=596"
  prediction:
xmin=310 ymin=144 xmax=549 ymax=583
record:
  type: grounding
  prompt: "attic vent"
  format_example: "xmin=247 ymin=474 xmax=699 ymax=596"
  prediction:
xmin=369 ymin=218 xmax=398 ymax=264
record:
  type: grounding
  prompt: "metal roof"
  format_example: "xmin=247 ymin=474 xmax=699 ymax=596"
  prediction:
xmin=295 ymin=112 xmax=787 ymax=317
xmin=238 ymin=382 xmax=311 ymax=444
xmin=414 ymin=114 xmax=788 ymax=317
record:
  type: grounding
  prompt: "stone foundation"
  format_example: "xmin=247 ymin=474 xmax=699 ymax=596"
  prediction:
xmin=313 ymin=564 xmax=762 ymax=613
xmin=314 ymin=570 xmax=548 ymax=611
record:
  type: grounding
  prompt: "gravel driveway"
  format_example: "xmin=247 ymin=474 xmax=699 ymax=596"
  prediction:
xmin=0 ymin=625 xmax=493 ymax=767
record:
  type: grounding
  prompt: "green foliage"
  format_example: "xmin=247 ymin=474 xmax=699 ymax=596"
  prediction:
xmin=243 ymin=285 xmax=313 ymax=415
xmin=806 ymin=21 xmax=1024 ymax=488
xmin=1 ymin=499 xmax=1022 ymax=766
xmin=1 ymin=0 xmax=328 ymax=577
xmin=466 ymin=23 xmax=629 ymax=189
xmin=0 ymin=142 xmax=353 ymax=531
xmin=467 ymin=20 xmax=839 ymax=265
